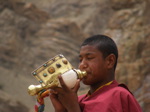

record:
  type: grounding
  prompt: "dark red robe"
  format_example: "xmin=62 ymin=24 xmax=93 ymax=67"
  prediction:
xmin=78 ymin=80 xmax=142 ymax=112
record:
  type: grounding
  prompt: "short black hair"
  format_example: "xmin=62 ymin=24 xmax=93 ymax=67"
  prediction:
xmin=81 ymin=34 xmax=118 ymax=70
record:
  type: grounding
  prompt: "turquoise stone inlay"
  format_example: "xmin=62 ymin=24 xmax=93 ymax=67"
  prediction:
xmin=32 ymin=72 xmax=36 ymax=76
xmin=39 ymin=80 xmax=43 ymax=83
xmin=43 ymin=73 xmax=47 ymax=77
xmin=43 ymin=64 xmax=47 ymax=67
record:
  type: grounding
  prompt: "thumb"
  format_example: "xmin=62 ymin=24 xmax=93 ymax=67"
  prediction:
xmin=73 ymin=79 xmax=80 ymax=93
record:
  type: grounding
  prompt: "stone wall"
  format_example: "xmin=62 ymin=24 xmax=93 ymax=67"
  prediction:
xmin=0 ymin=0 xmax=149 ymax=111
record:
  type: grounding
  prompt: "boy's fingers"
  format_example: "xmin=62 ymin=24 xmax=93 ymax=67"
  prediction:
xmin=73 ymin=79 xmax=80 ymax=93
xmin=50 ymin=89 xmax=58 ymax=94
xmin=58 ymin=75 xmax=68 ymax=90
xmin=56 ymin=75 xmax=80 ymax=93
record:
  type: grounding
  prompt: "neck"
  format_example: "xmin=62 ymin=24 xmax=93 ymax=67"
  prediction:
xmin=90 ymin=77 xmax=114 ymax=94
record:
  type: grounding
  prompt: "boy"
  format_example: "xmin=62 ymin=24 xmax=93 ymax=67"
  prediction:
xmin=50 ymin=34 xmax=142 ymax=112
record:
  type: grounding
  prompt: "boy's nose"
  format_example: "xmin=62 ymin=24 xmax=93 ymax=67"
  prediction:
xmin=79 ymin=61 xmax=88 ymax=70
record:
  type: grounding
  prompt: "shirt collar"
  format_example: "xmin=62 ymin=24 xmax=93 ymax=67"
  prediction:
xmin=87 ymin=80 xmax=114 ymax=96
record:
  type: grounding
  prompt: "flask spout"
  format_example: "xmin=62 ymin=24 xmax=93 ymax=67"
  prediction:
xmin=74 ymin=69 xmax=87 ymax=79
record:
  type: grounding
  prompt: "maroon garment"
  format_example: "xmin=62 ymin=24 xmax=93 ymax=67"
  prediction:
xmin=78 ymin=80 xmax=142 ymax=112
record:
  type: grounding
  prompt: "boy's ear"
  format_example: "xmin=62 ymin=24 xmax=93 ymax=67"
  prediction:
xmin=105 ymin=54 xmax=116 ymax=69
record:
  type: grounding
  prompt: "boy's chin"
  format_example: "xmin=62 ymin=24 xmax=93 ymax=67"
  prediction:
xmin=82 ymin=79 xmax=91 ymax=85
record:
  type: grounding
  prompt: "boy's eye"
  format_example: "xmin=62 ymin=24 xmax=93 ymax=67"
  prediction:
xmin=87 ymin=57 xmax=94 ymax=60
xmin=79 ymin=58 xmax=82 ymax=62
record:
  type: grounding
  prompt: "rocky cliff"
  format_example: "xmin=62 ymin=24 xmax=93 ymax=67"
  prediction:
xmin=0 ymin=0 xmax=149 ymax=112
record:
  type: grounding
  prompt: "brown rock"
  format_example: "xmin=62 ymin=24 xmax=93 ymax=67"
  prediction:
xmin=0 ymin=90 xmax=29 ymax=112
xmin=0 ymin=0 xmax=149 ymax=112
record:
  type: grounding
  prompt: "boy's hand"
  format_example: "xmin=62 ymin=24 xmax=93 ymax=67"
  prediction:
xmin=50 ymin=75 xmax=81 ymax=112
xmin=50 ymin=90 xmax=67 ymax=112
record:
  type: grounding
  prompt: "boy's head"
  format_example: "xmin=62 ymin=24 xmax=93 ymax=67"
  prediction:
xmin=81 ymin=34 xmax=118 ymax=70
xmin=78 ymin=34 xmax=118 ymax=85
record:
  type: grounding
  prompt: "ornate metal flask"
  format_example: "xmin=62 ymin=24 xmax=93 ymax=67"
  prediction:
xmin=28 ymin=54 xmax=87 ymax=96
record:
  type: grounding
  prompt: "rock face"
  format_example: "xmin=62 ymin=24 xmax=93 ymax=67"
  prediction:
xmin=105 ymin=1 xmax=150 ymax=111
xmin=0 ymin=90 xmax=29 ymax=112
xmin=0 ymin=0 xmax=149 ymax=112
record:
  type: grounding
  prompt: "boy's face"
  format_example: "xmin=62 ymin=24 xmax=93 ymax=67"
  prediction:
xmin=78 ymin=45 xmax=108 ymax=85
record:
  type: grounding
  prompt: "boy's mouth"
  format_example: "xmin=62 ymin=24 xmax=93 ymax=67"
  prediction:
xmin=84 ymin=71 xmax=92 ymax=77
xmin=86 ymin=70 xmax=91 ymax=74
